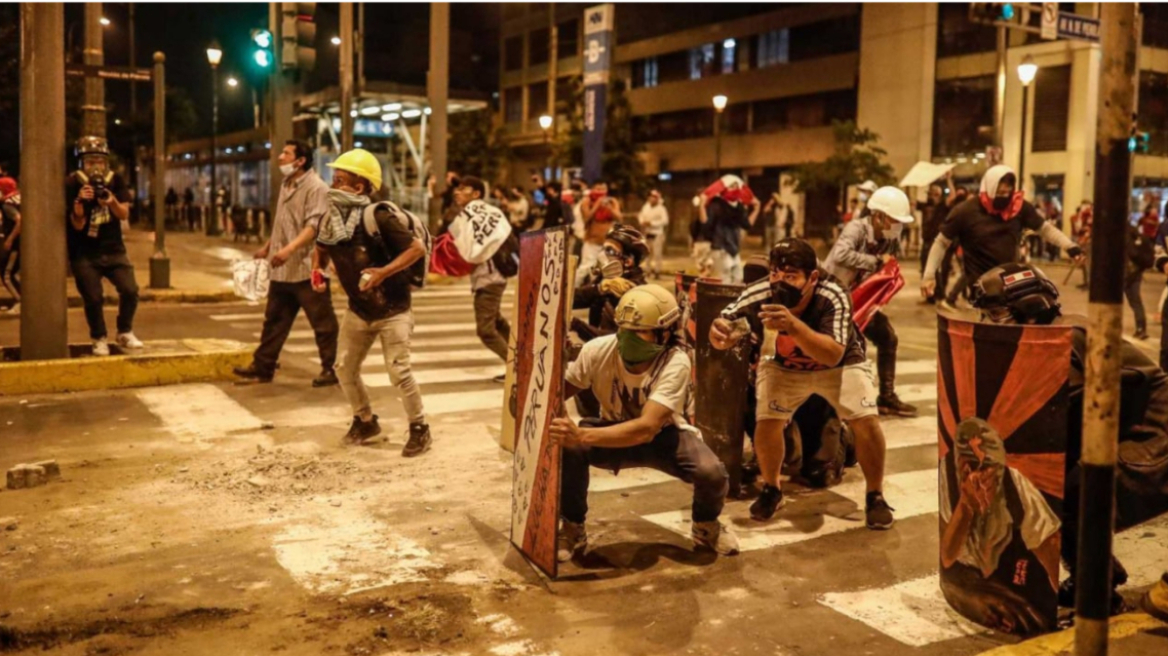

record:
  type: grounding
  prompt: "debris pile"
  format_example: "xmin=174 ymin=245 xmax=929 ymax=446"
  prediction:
xmin=6 ymin=460 xmax=61 ymax=490
xmin=186 ymin=447 xmax=360 ymax=500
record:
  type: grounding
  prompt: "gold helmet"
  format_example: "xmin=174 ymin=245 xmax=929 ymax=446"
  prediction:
xmin=613 ymin=285 xmax=681 ymax=331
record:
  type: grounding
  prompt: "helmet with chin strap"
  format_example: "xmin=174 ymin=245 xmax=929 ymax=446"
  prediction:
xmin=970 ymin=263 xmax=1061 ymax=325
xmin=614 ymin=285 xmax=681 ymax=331
xmin=605 ymin=224 xmax=650 ymax=267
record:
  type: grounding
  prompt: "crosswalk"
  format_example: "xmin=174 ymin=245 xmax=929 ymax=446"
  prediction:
xmin=195 ymin=283 xmax=1168 ymax=650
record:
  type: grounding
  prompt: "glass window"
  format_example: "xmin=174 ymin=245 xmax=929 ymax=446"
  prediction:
xmin=633 ymin=108 xmax=713 ymax=142
xmin=633 ymin=57 xmax=659 ymax=89
xmin=932 ymin=75 xmax=995 ymax=158
xmin=558 ymin=19 xmax=579 ymax=59
xmin=529 ymin=28 xmax=550 ymax=66
xmin=689 ymin=43 xmax=716 ymax=80
xmin=657 ymin=50 xmax=691 ymax=85
xmin=504 ymin=36 xmax=523 ymax=71
xmin=1031 ymin=65 xmax=1070 ymax=153
xmin=504 ymin=87 xmax=523 ymax=124
xmin=751 ymin=90 xmax=857 ymax=133
xmin=722 ymin=39 xmax=737 ymax=74
xmin=936 ymin=3 xmax=996 ymax=58
xmin=756 ymin=28 xmax=790 ymax=69
xmin=788 ymin=17 xmax=859 ymax=61
xmin=1139 ymin=71 xmax=1168 ymax=156
xmin=527 ymin=82 xmax=549 ymax=120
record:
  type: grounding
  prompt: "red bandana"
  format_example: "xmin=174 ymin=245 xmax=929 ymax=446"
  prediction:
xmin=979 ymin=191 xmax=1024 ymax=221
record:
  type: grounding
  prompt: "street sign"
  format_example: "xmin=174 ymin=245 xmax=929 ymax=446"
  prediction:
xmin=1040 ymin=2 xmax=1058 ymax=40
xmin=1057 ymin=11 xmax=1100 ymax=43
xmin=582 ymin=3 xmax=613 ymax=184
xmin=65 ymin=64 xmax=152 ymax=82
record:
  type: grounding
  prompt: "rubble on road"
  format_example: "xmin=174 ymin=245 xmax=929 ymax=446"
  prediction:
xmin=6 ymin=459 xmax=61 ymax=490
xmin=184 ymin=448 xmax=360 ymax=501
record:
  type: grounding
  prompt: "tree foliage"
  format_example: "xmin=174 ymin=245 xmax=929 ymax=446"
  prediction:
xmin=552 ymin=76 xmax=648 ymax=196
xmin=789 ymin=120 xmax=896 ymax=202
xmin=446 ymin=109 xmax=510 ymax=183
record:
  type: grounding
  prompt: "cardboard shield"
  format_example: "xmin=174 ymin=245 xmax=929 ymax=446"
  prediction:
xmin=936 ymin=315 xmax=1070 ymax=636
xmin=510 ymin=227 xmax=569 ymax=579
xmin=694 ymin=280 xmax=751 ymax=497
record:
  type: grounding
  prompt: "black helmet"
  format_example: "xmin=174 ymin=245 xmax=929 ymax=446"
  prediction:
xmin=75 ymin=136 xmax=110 ymax=159
xmin=769 ymin=238 xmax=818 ymax=274
xmin=970 ymin=263 xmax=1061 ymax=325
xmin=605 ymin=224 xmax=650 ymax=266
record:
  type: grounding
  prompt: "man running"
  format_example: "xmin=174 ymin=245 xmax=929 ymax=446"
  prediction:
xmin=710 ymin=238 xmax=895 ymax=529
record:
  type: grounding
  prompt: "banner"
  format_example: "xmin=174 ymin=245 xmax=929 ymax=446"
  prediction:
xmin=582 ymin=4 xmax=613 ymax=184
xmin=694 ymin=280 xmax=751 ymax=497
xmin=510 ymin=227 xmax=569 ymax=579
xmin=937 ymin=315 xmax=1070 ymax=636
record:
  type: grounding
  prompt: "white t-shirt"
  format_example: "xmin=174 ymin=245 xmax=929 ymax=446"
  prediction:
xmin=566 ymin=335 xmax=697 ymax=436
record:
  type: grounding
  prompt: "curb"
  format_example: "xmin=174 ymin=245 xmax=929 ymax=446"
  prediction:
xmin=0 ymin=339 xmax=251 ymax=396
xmin=66 ymin=289 xmax=240 ymax=308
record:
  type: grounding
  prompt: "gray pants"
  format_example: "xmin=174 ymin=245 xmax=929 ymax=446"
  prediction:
xmin=474 ymin=282 xmax=511 ymax=362
xmin=335 ymin=310 xmax=425 ymax=424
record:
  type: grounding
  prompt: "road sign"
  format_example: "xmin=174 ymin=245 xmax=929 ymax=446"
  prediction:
xmin=1040 ymin=2 xmax=1058 ymax=40
xmin=1057 ymin=11 xmax=1100 ymax=43
xmin=65 ymin=64 xmax=152 ymax=82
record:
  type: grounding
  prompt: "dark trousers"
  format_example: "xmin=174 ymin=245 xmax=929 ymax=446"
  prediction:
xmin=474 ymin=282 xmax=510 ymax=362
xmin=862 ymin=310 xmax=898 ymax=397
xmin=561 ymin=421 xmax=728 ymax=524
xmin=70 ymin=253 xmax=139 ymax=340
xmin=919 ymin=239 xmax=934 ymax=276
xmin=1124 ymin=272 xmax=1146 ymax=334
xmin=252 ymin=279 xmax=339 ymax=376
xmin=0 ymin=243 xmax=19 ymax=299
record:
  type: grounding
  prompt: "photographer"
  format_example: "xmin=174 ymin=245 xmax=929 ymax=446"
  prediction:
xmin=66 ymin=136 xmax=141 ymax=356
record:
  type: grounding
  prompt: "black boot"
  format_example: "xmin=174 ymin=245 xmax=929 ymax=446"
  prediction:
xmin=876 ymin=348 xmax=917 ymax=417
xmin=402 ymin=421 xmax=432 ymax=457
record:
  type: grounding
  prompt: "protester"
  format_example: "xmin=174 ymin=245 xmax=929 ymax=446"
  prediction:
xmin=1126 ymin=224 xmax=1154 ymax=340
xmin=312 ymin=148 xmax=431 ymax=455
xmin=855 ymin=180 xmax=879 ymax=219
xmin=698 ymin=175 xmax=760 ymax=284
xmin=234 ymin=140 xmax=339 ymax=386
xmin=762 ymin=191 xmax=795 ymax=246
xmin=164 ymin=187 xmax=178 ymax=225
xmin=580 ymin=181 xmax=622 ymax=278
xmin=1041 ymin=195 xmax=1063 ymax=261
xmin=711 ymin=238 xmax=895 ymax=529
xmin=550 ymin=285 xmax=740 ymax=560
xmin=935 ymin=186 xmax=972 ymax=306
xmin=65 ymin=136 xmax=143 ymax=356
xmin=183 ymin=186 xmax=196 ymax=231
xmin=0 ymin=168 xmax=20 ymax=313
xmin=921 ymin=165 xmax=1083 ymax=302
xmin=1140 ymin=202 xmax=1161 ymax=240
xmin=506 ymin=186 xmax=530 ymax=231
xmin=542 ymin=181 xmax=567 ymax=229
xmin=453 ymin=176 xmax=512 ymax=381
xmin=571 ymin=224 xmax=648 ymax=341
xmin=689 ymin=193 xmax=716 ymax=278
xmin=637 ymin=190 xmax=669 ymax=279
xmin=918 ymin=180 xmax=950 ymax=276
xmin=823 ymin=186 xmax=918 ymax=417
xmin=1154 ymin=232 xmax=1168 ymax=372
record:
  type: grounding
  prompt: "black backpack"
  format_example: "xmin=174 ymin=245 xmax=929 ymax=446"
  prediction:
xmin=363 ymin=201 xmax=432 ymax=289
xmin=491 ymin=231 xmax=520 ymax=278
xmin=1129 ymin=227 xmax=1155 ymax=272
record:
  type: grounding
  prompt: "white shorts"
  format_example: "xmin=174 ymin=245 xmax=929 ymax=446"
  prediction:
xmin=756 ymin=360 xmax=879 ymax=422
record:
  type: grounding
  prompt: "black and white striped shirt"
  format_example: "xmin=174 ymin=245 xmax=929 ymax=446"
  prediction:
xmin=721 ymin=272 xmax=867 ymax=371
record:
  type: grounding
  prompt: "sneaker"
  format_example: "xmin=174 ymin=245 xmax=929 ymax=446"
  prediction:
xmin=92 ymin=338 xmax=110 ymax=357
xmin=233 ymin=363 xmax=273 ymax=383
xmin=116 ymin=332 xmax=144 ymax=349
xmin=557 ymin=520 xmax=587 ymax=562
xmin=1133 ymin=329 xmax=1149 ymax=341
xmin=749 ymin=485 xmax=785 ymax=521
xmin=342 ymin=415 xmax=381 ymax=445
xmin=312 ymin=369 xmax=339 ymax=388
xmin=691 ymin=520 xmax=740 ymax=556
xmin=1142 ymin=572 xmax=1168 ymax=623
xmin=402 ymin=422 xmax=432 ymax=457
xmin=877 ymin=393 xmax=918 ymax=417
xmin=865 ymin=491 xmax=895 ymax=530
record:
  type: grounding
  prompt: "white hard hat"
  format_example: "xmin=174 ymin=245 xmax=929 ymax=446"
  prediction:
xmin=858 ymin=180 xmax=879 ymax=194
xmin=867 ymin=187 xmax=914 ymax=224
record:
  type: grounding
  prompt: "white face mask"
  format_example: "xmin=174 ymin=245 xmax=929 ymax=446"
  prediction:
xmin=279 ymin=163 xmax=298 ymax=177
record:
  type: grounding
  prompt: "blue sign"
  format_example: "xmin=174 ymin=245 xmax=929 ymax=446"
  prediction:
xmin=1057 ymin=12 xmax=1100 ymax=43
xmin=582 ymin=4 xmax=613 ymax=185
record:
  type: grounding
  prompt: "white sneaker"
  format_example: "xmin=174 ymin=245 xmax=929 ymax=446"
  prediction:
xmin=556 ymin=520 xmax=587 ymax=562
xmin=92 ymin=338 xmax=110 ymax=357
xmin=116 ymin=332 xmax=144 ymax=349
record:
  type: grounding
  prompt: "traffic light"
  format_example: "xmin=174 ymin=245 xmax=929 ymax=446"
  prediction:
xmin=281 ymin=3 xmax=317 ymax=73
xmin=251 ymin=28 xmax=273 ymax=69
xmin=969 ymin=3 xmax=1017 ymax=26
xmin=1129 ymin=131 xmax=1151 ymax=154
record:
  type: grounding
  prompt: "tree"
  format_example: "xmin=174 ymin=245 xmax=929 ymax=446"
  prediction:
xmin=446 ymin=109 xmax=510 ymax=183
xmin=552 ymin=76 xmax=648 ymax=197
xmin=789 ymin=120 xmax=896 ymax=206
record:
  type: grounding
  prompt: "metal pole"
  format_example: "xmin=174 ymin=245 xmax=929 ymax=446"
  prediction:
xmin=1019 ymin=84 xmax=1029 ymax=198
xmin=269 ymin=1 xmax=292 ymax=214
xmin=20 ymin=3 xmax=68 ymax=360
xmin=994 ymin=25 xmax=1007 ymax=148
xmin=428 ymin=2 xmax=450 ymax=229
xmin=714 ymin=108 xmax=722 ymax=177
xmin=150 ymin=52 xmax=169 ymax=289
xmin=82 ymin=3 xmax=106 ymax=137
xmin=339 ymin=2 xmax=354 ymax=153
xmin=357 ymin=2 xmax=365 ymax=95
xmin=253 ymin=87 xmax=260 ymax=129
xmin=1076 ymin=5 xmax=1138 ymax=656
xmin=209 ymin=63 xmax=220 ymax=236
xmin=129 ymin=3 xmax=138 ymax=224
xmin=548 ymin=3 xmax=558 ymax=157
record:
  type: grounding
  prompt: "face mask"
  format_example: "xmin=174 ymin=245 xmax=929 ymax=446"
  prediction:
xmin=617 ymin=330 xmax=664 ymax=365
xmin=279 ymin=162 xmax=298 ymax=177
xmin=858 ymin=192 xmax=869 ymax=203
xmin=992 ymin=196 xmax=1011 ymax=212
xmin=598 ymin=254 xmax=624 ymax=279
xmin=770 ymin=280 xmax=804 ymax=308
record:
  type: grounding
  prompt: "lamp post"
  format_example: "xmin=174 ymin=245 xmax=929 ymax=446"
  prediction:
xmin=1016 ymin=55 xmax=1038 ymax=199
xmin=712 ymin=94 xmax=728 ymax=177
xmin=539 ymin=114 xmax=553 ymax=179
xmin=206 ymin=41 xmax=223 ymax=236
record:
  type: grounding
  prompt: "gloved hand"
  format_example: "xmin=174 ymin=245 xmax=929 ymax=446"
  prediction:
xmin=599 ymin=277 xmax=635 ymax=297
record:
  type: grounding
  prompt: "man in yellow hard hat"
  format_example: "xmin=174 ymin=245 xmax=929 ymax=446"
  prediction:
xmin=312 ymin=149 xmax=432 ymax=456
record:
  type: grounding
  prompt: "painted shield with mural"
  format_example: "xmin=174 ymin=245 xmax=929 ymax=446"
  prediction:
xmin=936 ymin=315 xmax=1070 ymax=636
xmin=694 ymin=280 xmax=751 ymax=498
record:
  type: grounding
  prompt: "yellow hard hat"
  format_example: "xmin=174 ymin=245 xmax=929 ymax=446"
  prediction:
xmin=327 ymin=148 xmax=383 ymax=192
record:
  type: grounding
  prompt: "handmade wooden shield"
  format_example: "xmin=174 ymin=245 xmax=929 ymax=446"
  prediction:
xmin=936 ymin=314 xmax=1071 ymax=636
xmin=510 ymin=227 xmax=569 ymax=579
xmin=694 ymin=280 xmax=751 ymax=497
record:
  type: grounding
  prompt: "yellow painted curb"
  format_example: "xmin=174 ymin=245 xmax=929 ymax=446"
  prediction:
xmin=0 ymin=339 xmax=250 ymax=395
xmin=974 ymin=613 xmax=1167 ymax=656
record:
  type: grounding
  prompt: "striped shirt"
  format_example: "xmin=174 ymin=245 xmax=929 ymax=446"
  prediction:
xmin=721 ymin=273 xmax=866 ymax=371
xmin=269 ymin=170 xmax=330 ymax=283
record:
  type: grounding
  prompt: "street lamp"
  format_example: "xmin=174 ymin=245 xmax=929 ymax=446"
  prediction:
xmin=99 ymin=16 xmax=110 ymax=27
xmin=1017 ymin=55 xmax=1038 ymax=200
xmin=539 ymin=114 xmax=553 ymax=179
xmin=712 ymin=94 xmax=728 ymax=176
xmin=331 ymin=36 xmax=342 ymax=46
xmin=206 ymin=41 xmax=223 ymax=236
xmin=226 ymin=76 xmax=239 ymax=88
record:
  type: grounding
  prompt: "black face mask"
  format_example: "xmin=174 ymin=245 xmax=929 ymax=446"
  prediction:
xmin=770 ymin=280 xmax=804 ymax=308
xmin=992 ymin=196 xmax=1011 ymax=212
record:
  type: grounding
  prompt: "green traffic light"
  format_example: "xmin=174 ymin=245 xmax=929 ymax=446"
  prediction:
xmin=253 ymin=29 xmax=272 ymax=49
xmin=1000 ymin=3 xmax=1015 ymax=20
xmin=254 ymin=49 xmax=272 ymax=68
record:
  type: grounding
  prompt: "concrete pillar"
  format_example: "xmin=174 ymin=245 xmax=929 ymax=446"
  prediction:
xmin=150 ymin=52 xmax=169 ymax=290
xmin=82 ymin=2 xmax=106 ymax=137
xmin=339 ymin=2 xmax=354 ymax=153
xmin=428 ymin=2 xmax=450 ymax=228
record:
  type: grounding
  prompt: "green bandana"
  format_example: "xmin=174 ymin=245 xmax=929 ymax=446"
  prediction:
xmin=617 ymin=330 xmax=664 ymax=365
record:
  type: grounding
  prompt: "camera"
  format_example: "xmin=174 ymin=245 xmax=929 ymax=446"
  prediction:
xmin=91 ymin=179 xmax=111 ymax=202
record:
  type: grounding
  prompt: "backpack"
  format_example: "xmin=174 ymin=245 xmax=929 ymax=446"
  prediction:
xmin=491 ymin=231 xmax=520 ymax=278
xmin=1129 ymin=227 xmax=1155 ymax=272
xmin=363 ymin=200 xmax=432 ymax=290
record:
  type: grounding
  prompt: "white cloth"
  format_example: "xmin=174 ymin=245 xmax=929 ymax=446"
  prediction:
xmin=232 ymin=258 xmax=271 ymax=302
xmin=638 ymin=202 xmax=669 ymax=237
xmin=566 ymin=335 xmax=697 ymax=435
xmin=449 ymin=199 xmax=512 ymax=264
